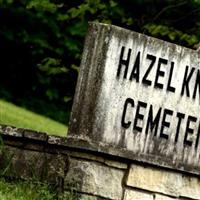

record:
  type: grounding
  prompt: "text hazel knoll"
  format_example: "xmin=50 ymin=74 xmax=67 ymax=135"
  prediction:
xmin=117 ymin=46 xmax=200 ymax=149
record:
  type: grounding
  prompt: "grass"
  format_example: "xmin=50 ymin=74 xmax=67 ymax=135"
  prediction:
xmin=0 ymin=178 xmax=53 ymax=200
xmin=0 ymin=100 xmax=74 ymax=199
xmin=0 ymin=178 xmax=77 ymax=200
xmin=0 ymin=99 xmax=68 ymax=136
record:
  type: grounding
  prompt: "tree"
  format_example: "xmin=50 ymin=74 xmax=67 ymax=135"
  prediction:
xmin=0 ymin=0 xmax=199 ymax=123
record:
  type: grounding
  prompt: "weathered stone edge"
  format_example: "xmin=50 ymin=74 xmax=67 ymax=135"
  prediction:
xmin=65 ymin=136 xmax=200 ymax=177
xmin=92 ymin=22 xmax=197 ymax=53
xmin=0 ymin=124 xmax=67 ymax=148
xmin=1 ymin=124 xmax=200 ymax=177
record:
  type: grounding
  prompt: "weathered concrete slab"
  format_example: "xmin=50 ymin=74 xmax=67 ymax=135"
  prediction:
xmin=124 ymin=189 xmax=154 ymax=200
xmin=67 ymin=22 xmax=200 ymax=175
xmin=127 ymin=164 xmax=200 ymax=199
xmin=126 ymin=164 xmax=182 ymax=197
xmin=64 ymin=158 xmax=124 ymax=200
xmin=154 ymin=194 xmax=176 ymax=200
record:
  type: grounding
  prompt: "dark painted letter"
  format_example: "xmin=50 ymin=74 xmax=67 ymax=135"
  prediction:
xmin=121 ymin=98 xmax=135 ymax=128
xmin=117 ymin=46 xmax=131 ymax=79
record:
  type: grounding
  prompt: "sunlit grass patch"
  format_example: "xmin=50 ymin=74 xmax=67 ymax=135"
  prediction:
xmin=0 ymin=99 xmax=67 ymax=136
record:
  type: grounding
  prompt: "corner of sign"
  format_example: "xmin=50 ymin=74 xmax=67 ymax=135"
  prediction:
xmin=88 ymin=21 xmax=112 ymax=29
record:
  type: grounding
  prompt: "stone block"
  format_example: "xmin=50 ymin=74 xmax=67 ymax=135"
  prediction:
xmin=0 ymin=146 xmax=68 ymax=185
xmin=48 ymin=135 xmax=68 ymax=146
xmin=0 ymin=126 xmax=24 ymax=147
xmin=155 ymin=194 xmax=177 ymax=200
xmin=24 ymin=129 xmax=47 ymax=142
xmin=123 ymin=189 xmax=153 ymax=200
xmin=2 ymin=139 xmax=24 ymax=147
xmin=80 ymin=194 xmax=108 ymax=200
xmin=104 ymin=159 xmax=127 ymax=169
xmin=45 ymin=153 xmax=68 ymax=184
xmin=61 ymin=192 xmax=108 ymax=200
xmin=2 ymin=126 xmax=23 ymax=137
xmin=126 ymin=164 xmax=182 ymax=197
xmin=1 ymin=146 xmax=46 ymax=180
xmin=68 ymin=151 xmax=127 ymax=169
xmin=65 ymin=158 xmax=124 ymax=200
xmin=126 ymin=163 xmax=200 ymax=199
xmin=180 ymin=175 xmax=200 ymax=200
xmin=67 ymin=151 xmax=105 ymax=163
xmin=23 ymin=142 xmax=44 ymax=151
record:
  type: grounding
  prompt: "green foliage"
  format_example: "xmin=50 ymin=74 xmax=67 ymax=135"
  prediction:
xmin=1 ymin=0 xmax=200 ymax=124
xmin=144 ymin=23 xmax=198 ymax=46
xmin=139 ymin=1 xmax=200 ymax=47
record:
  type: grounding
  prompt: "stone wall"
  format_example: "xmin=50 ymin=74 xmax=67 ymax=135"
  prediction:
xmin=1 ymin=124 xmax=200 ymax=200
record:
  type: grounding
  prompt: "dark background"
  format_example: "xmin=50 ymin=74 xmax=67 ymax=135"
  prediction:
xmin=0 ymin=0 xmax=200 ymax=124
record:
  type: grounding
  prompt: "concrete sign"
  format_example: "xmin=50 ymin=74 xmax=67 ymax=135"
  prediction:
xmin=67 ymin=23 xmax=200 ymax=174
